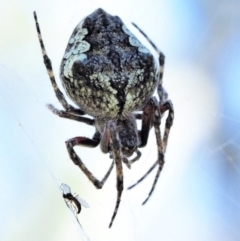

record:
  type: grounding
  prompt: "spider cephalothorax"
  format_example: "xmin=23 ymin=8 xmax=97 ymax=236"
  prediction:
xmin=34 ymin=8 xmax=174 ymax=228
xmin=96 ymin=115 xmax=140 ymax=157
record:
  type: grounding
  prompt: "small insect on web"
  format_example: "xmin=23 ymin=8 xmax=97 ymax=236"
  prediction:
xmin=61 ymin=183 xmax=89 ymax=215
xmin=60 ymin=183 xmax=90 ymax=241
xmin=33 ymin=9 xmax=174 ymax=228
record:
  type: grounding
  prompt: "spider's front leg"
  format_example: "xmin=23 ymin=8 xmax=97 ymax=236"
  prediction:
xmin=66 ymin=131 xmax=114 ymax=189
xmin=33 ymin=12 xmax=85 ymax=115
xmin=107 ymin=121 xmax=124 ymax=228
xmin=66 ymin=122 xmax=124 ymax=228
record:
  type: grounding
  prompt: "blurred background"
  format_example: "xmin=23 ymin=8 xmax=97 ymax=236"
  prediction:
xmin=0 ymin=0 xmax=239 ymax=240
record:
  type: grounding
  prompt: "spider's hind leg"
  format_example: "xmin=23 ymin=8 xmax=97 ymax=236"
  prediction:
xmin=128 ymin=97 xmax=171 ymax=205
xmin=132 ymin=22 xmax=166 ymax=96
xmin=128 ymin=97 xmax=162 ymax=191
xmin=160 ymin=100 xmax=174 ymax=152
xmin=131 ymin=24 xmax=174 ymax=202
xmin=128 ymin=98 xmax=174 ymax=204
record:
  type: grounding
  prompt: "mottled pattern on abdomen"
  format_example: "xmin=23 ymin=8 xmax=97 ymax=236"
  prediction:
xmin=60 ymin=8 xmax=158 ymax=118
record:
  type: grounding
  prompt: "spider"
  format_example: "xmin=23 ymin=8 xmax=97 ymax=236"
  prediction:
xmin=34 ymin=9 xmax=174 ymax=228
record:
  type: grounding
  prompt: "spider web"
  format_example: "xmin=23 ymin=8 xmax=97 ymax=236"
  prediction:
xmin=0 ymin=0 xmax=239 ymax=240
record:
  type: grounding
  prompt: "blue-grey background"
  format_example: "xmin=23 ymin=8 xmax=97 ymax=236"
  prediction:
xmin=0 ymin=0 xmax=239 ymax=240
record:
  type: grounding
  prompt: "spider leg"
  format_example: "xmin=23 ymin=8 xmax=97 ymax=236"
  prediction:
xmin=107 ymin=121 xmax=124 ymax=228
xmin=132 ymin=22 xmax=165 ymax=90
xmin=130 ymin=25 xmax=174 ymax=203
xmin=48 ymin=104 xmax=94 ymax=126
xmin=128 ymin=97 xmax=166 ymax=205
xmin=132 ymin=23 xmax=161 ymax=55
xmin=141 ymin=97 xmax=164 ymax=205
xmin=128 ymin=99 xmax=174 ymax=204
xmin=128 ymin=98 xmax=158 ymax=189
xmin=128 ymin=161 xmax=158 ymax=190
xmin=33 ymin=12 xmax=84 ymax=115
xmin=122 ymin=150 xmax=141 ymax=169
xmin=145 ymin=25 xmax=174 ymax=148
xmin=123 ymin=157 xmax=131 ymax=169
xmin=65 ymin=132 xmax=114 ymax=189
xmin=128 ymin=150 xmax=141 ymax=164
xmin=160 ymin=100 xmax=174 ymax=153
xmin=138 ymin=99 xmax=156 ymax=148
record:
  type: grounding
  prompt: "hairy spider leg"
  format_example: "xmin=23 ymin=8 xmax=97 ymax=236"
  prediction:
xmin=108 ymin=121 xmax=124 ymax=228
xmin=111 ymin=150 xmax=141 ymax=169
xmin=132 ymin=22 xmax=174 ymax=150
xmin=47 ymin=104 xmax=94 ymax=125
xmin=128 ymin=150 xmax=141 ymax=165
xmin=129 ymin=100 xmax=174 ymax=195
xmin=131 ymin=23 xmax=169 ymax=108
xmin=132 ymin=22 xmax=165 ymax=86
xmin=141 ymin=97 xmax=164 ymax=204
xmin=160 ymin=100 xmax=174 ymax=153
xmin=65 ymin=122 xmax=124 ymax=228
xmin=128 ymin=24 xmax=174 ymax=203
xmin=129 ymin=103 xmax=173 ymax=205
xmin=33 ymin=12 xmax=85 ymax=115
xmin=65 ymin=133 xmax=114 ymax=189
xmin=128 ymin=98 xmax=164 ymax=203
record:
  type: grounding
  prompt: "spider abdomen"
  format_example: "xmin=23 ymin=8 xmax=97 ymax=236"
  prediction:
xmin=60 ymin=8 xmax=158 ymax=118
